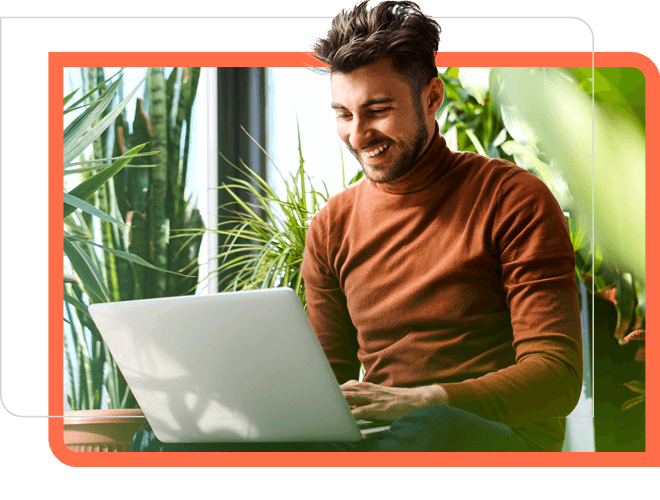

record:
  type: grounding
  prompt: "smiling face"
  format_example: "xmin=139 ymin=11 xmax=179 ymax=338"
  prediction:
xmin=330 ymin=58 xmax=443 ymax=184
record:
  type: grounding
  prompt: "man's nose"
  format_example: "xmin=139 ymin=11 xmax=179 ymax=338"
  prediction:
xmin=348 ymin=116 xmax=372 ymax=151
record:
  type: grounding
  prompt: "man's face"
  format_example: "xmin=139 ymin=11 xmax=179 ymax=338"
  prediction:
xmin=331 ymin=58 xmax=431 ymax=184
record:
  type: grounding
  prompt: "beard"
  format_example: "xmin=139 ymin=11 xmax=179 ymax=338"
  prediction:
xmin=348 ymin=110 xmax=429 ymax=184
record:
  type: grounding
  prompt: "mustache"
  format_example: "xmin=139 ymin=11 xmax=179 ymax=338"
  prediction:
xmin=349 ymin=138 xmax=391 ymax=154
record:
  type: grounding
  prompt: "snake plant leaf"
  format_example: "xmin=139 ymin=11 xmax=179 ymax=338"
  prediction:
xmin=64 ymin=69 xmax=150 ymax=168
xmin=64 ymin=143 xmax=148 ymax=219
xmin=63 ymin=238 xmax=110 ymax=304
xmin=63 ymin=192 xmax=126 ymax=227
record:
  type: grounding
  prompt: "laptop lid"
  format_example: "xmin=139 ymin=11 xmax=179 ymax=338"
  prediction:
xmin=88 ymin=288 xmax=365 ymax=443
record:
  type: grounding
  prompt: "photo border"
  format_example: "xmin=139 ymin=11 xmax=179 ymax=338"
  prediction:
xmin=48 ymin=52 xmax=660 ymax=467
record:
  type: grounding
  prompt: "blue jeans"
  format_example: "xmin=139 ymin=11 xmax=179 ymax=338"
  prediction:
xmin=132 ymin=406 xmax=537 ymax=452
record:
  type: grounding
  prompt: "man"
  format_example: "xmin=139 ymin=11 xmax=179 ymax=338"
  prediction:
xmin=133 ymin=0 xmax=582 ymax=452
xmin=300 ymin=0 xmax=583 ymax=452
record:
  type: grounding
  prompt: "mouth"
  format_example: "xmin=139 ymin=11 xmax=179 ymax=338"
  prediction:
xmin=361 ymin=143 xmax=389 ymax=159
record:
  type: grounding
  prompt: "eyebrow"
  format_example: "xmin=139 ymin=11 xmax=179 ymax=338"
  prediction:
xmin=331 ymin=97 xmax=395 ymax=110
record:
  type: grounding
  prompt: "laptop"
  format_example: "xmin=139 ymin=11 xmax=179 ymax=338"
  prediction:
xmin=88 ymin=288 xmax=389 ymax=443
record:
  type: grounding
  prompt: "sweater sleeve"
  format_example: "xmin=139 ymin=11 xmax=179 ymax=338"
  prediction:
xmin=440 ymin=170 xmax=583 ymax=428
xmin=301 ymin=208 xmax=361 ymax=384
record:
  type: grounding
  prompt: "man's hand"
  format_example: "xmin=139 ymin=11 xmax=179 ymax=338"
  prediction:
xmin=340 ymin=380 xmax=450 ymax=423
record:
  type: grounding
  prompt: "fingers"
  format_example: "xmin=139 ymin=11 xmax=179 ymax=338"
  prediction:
xmin=340 ymin=380 xmax=373 ymax=390
xmin=341 ymin=380 xmax=375 ymax=412
xmin=341 ymin=381 xmax=376 ymax=401
xmin=340 ymin=379 xmax=359 ymax=389
xmin=343 ymin=392 xmax=372 ymax=406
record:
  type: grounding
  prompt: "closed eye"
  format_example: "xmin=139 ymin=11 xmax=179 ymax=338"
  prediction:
xmin=336 ymin=107 xmax=390 ymax=120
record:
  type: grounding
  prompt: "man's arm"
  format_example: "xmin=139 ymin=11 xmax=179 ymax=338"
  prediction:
xmin=302 ymin=206 xmax=362 ymax=383
xmin=347 ymin=170 xmax=582 ymax=426
xmin=436 ymin=170 xmax=583 ymax=427
xmin=303 ymin=170 xmax=582 ymax=428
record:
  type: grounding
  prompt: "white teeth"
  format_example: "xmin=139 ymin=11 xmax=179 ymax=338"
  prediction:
xmin=364 ymin=144 xmax=388 ymax=157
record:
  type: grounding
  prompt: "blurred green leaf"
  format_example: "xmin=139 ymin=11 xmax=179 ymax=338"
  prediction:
xmin=445 ymin=85 xmax=461 ymax=101
xmin=465 ymin=128 xmax=487 ymax=156
xmin=634 ymin=281 xmax=645 ymax=324
xmin=501 ymin=140 xmax=573 ymax=209
xmin=458 ymin=67 xmax=491 ymax=104
xmin=568 ymin=215 xmax=588 ymax=253
xmin=613 ymin=272 xmax=636 ymax=341
xmin=491 ymin=127 xmax=508 ymax=148
xmin=569 ymin=67 xmax=645 ymax=129
xmin=622 ymin=394 xmax=644 ymax=411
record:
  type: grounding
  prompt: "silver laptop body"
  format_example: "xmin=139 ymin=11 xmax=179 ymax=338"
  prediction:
xmin=88 ymin=288 xmax=387 ymax=443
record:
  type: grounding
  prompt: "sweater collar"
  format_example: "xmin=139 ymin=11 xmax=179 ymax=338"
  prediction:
xmin=370 ymin=123 xmax=450 ymax=195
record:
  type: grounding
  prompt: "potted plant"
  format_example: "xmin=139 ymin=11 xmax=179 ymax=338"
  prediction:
xmin=62 ymin=67 xmax=203 ymax=451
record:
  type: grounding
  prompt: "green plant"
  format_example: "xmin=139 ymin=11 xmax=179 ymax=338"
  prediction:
xmin=64 ymin=69 xmax=158 ymax=410
xmin=567 ymin=67 xmax=645 ymax=414
xmin=63 ymin=67 xmax=204 ymax=411
xmin=438 ymin=67 xmax=509 ymax=161
xmin=203 ymin=126 xmax=362 ymax=309
xmin=442 ymin=66 xmax=645 ymax=449
xmin=112 ymin=67 xmax=205 ymax=300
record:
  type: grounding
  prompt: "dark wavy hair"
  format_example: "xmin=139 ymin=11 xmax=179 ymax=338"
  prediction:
xmin=312 ymin=1 xmax=441 ymax=99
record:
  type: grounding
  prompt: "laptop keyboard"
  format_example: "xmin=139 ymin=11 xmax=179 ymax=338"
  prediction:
xmin=356 ymin=419 xmax=388 ymax=430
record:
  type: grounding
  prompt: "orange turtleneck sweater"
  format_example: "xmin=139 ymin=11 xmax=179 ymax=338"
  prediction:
xmin=301 ymin=127 xmax=583 ymax=452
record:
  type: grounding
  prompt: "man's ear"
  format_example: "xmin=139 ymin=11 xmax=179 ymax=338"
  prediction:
xmin=425 ymin=77 xmax=444 ymax=115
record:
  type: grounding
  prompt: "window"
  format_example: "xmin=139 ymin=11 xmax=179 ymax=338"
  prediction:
xmin=265 ymin=67 xmax=362 ymax=200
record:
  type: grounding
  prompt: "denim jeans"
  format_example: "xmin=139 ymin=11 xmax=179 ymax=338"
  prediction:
xmin=132 ymin=406 xmax=536 ymax=452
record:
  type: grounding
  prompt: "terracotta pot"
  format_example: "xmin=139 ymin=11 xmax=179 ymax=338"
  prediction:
xmin=63 ymin=409 xmax=147 ymax=452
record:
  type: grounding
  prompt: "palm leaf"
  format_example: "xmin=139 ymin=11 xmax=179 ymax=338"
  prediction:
xmin=64 ymin=69 xmax=150 ymax=167
xmin=63 ymin=192 xmax=126 ymax=226
xmin=63 ymin=238 xmax=110 ymax=304
xmin=64 ymin=144 xmax=148 ymax=219
xmin=64 ymin=233 xmax=188 ymax=276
